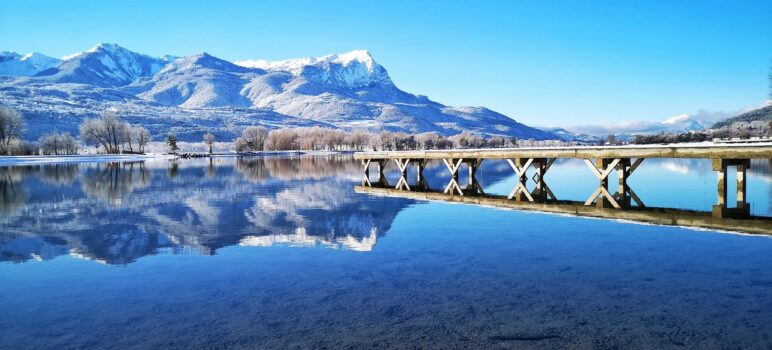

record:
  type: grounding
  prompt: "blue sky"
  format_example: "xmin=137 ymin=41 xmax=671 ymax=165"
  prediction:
xmin=1 ymin=0 xmax=770 ymax=127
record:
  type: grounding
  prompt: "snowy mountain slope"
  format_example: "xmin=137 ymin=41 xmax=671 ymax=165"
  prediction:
xmin=30 ymin=43 xmax=170 ymax=87
xmin=0 ymin=44 xmax=556 ymax=141
xmin=0 ymin=51 xmax=61 ymax=77
xmin=124 ymin=53 xmax=263 ymax=108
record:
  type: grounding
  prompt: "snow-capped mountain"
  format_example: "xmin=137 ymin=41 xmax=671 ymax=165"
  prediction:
xmin=0 ymin=51 xmax=61 ymax=77
xmin=564 ymin=113 xmax=716 ymax=138
xmin=0 ymin=43 xmax=555 ymax=141
xmin=236 ymin=50 xmax=392 ymax=89
xmin=660 ymin=114 xmax=711 ymax=132
xmin=31 ymin=43 xmax=171 ymax=87
xmin=538 ymin=127 xmax=600 ymax=143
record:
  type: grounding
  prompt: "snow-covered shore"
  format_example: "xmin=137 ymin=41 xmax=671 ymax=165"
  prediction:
xmin=0 ymin=150 xmax=353 ymax=166
xmin=0 ymin=153 xmax=178 ymax=165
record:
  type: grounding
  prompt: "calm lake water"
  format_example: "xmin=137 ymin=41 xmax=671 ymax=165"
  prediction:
xmin=1 ymin=155 xmax=771 ymax=349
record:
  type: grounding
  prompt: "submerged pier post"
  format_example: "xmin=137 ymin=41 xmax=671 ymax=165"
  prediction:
xmin=416 ymin=159 xmax=427 ymax=183
xmin=737 ymin=160 xmax=748 ymax=209
xmin=712 ymin=159 xmax=751 ymax=218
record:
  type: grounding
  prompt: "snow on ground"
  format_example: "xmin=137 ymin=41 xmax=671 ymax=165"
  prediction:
xmin=0 ymin=154 xmax=177 ymax=166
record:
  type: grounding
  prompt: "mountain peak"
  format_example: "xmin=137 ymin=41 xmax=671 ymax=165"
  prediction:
xmin=0 ymin=51 xmax=60 ymax=77
xmin=235 ymin=49 xmax=389 ymax=89
xmin=89 ymin=43 xmax=123 ymax=52
xmin=235 ymin=49 xmax=377 ymax=72
xmin=321 ymin=49 xmax=374 ymax=68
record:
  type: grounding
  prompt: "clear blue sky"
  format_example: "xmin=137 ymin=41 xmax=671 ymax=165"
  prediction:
xmin=1 ymin=0 xmax=770 ymax=126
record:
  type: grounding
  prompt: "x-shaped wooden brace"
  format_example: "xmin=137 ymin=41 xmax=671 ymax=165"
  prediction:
xmin=506 ymin=158 xmax=534 ymax=180
xmin=584 ymin=186 xmax=621 ymax=208
xmin=584 ymin=158 xmax=621 ymax=181
xmin=508 ymin=181 xmax=534 ymax=201
xmin=395 ymin=175 xmax=411 ymax=191
xmin=444 ymin=177 xmax=464 ymax=195
xmin=443 ymin=158 xmax=464 ymax=177
xmin=626 ymin=158 xmax=644 ymax=176
xmin=393 ymin=158 xmax=413 ymax=191
xmin=442 ymin=158 xmax=465 ymax=195
xmin=393 ymin=158 xmax=411 ymax=174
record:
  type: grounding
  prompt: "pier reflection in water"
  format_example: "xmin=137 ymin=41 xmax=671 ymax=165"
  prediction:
xmin=359 ymin=157 xmax=771 ymax=235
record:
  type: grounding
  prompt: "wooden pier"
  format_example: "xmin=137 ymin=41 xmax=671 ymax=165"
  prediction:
xmin=354 ymin=144 xmax=772 ymax=219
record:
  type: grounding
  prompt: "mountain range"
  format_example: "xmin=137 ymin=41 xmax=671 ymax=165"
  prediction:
xmin=0 ymin=43 xmax=555 ymax=141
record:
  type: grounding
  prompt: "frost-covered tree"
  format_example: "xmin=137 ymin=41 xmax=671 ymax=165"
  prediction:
xmin=133 ymin=125 xmax=151 ymax=153
xmin=203 ymin=132 xmax=216 ymax=153
xmin=39 ymin=132 xmax=78 ymax=155
xmin=264 ymin=128 xmax=299 ymax=150
xmin=0 ymin=106 xmax=25 ymax=154
xmin=234 ymin=137 xmax=249 ymax=152
xmin=78 ymin=111 xmax=127 ymax=154
xmin=241 ymin=126 xmax=269 ymax=151
xmin=344 ymin=130 xmax=370 ymax=151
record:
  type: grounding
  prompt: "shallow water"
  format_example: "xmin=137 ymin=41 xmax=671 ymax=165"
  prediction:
xmin=0 ymin=155 xmax=770 ymax=349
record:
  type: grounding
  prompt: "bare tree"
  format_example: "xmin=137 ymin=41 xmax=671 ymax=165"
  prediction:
xmin=234 ymin=137 xmax=249 ymax=152
xmin=264 ymin=128 xmax=298 ymax=150
xmin=39 ymin=132 xmax=78 ymax=155
xmin=0 ymin=107 xmax=25 ymax=154
xmin=344 ymin=130 xmax=370 ymax=150
xmin=133 ymin=125 xmax=151 ymax=153
xmin=78 ymin=111 xmax=127 ymax=154
xmin=122 ymin=123 xmax=134 ymax=153
xmin=203 ymin=132 xmax=216 ymax=153
xmin=241 ymin=126 xmax=269 ymax=151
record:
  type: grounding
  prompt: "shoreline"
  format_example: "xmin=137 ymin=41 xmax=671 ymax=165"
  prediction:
xmin=0 ymin=150 xmax=353 ymax=165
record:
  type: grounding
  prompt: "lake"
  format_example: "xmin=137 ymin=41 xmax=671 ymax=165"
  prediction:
xmin=1 ymin=155 xmax=771 ymax=349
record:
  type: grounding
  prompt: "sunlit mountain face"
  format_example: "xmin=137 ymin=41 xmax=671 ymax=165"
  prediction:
xmin=0 ymin=156 xmax=516 ymax=265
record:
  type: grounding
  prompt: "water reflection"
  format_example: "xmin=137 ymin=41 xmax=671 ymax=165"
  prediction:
xmin=358 ymin=160 xmax=772 ymax=235
xmin=1 ymin=156 xmax=770 ymax=265
xmin=0 ymin=156 xmax=443 ymax=264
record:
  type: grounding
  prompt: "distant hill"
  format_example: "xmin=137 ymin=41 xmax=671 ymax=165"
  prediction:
xmin=711 ymin=104 xmax=772 ymax=129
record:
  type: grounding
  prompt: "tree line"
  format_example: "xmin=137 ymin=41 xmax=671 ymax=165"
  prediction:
xmin=230 ymin=126 xmax=525 ymax=152
xmin=0 ymin=107 xmax=153 ymax=155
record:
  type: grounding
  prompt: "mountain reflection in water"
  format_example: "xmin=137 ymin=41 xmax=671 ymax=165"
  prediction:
xmin=0 ymin=156 xmax=515 ymax=265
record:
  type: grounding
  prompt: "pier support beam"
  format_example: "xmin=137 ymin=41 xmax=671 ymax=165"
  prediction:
xmin=442 ymin=158 xmax=465 ymax=195
xmin=507 ymin=158 xmax=534 ymax=182
xmin=712 ymin=159 xmax=751 ymax=218
xmin=506 ymin=158 xmax=555 ymax=202
xmin=584 ymin=158 xmax=645 ymax=209
xmin=393 ymin=158 xmax=411 ymax=190
xmin=584 ymin=158 xmax=621 ymax=208
xmin=464 ymin=159 xmax=484 ymax=185
xmin=361 ymin=159 xmax=372 ymax=186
